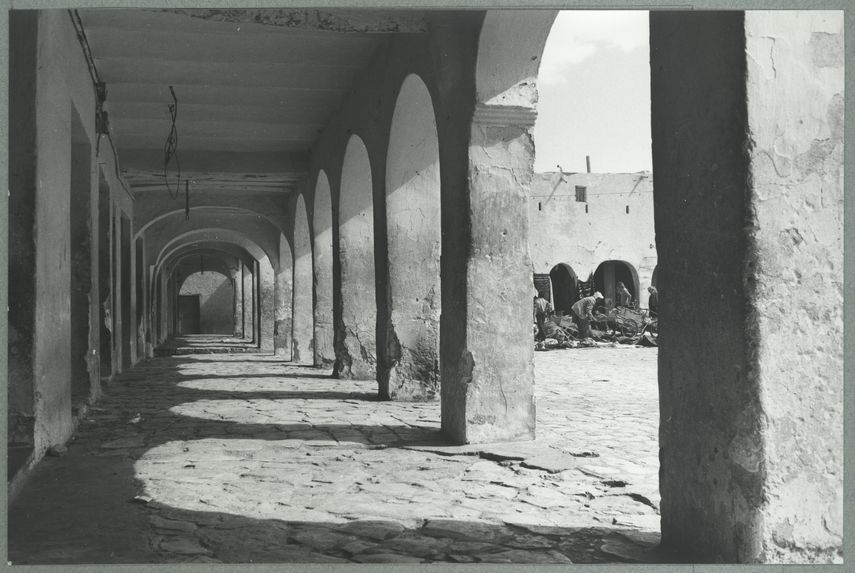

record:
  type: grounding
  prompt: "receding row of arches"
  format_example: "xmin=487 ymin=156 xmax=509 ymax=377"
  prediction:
xmin=142 ymin=73 xmax=443 ymax=405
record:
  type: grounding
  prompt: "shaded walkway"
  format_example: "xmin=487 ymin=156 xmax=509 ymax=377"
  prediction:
xmin=9 ymin=348 xmax=664 ymax=564
xmin=155 ymin=334 xmax=259 ymax=356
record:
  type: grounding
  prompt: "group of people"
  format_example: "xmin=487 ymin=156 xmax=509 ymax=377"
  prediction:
xmin=533 ymin=282 xmax=659 ymax=341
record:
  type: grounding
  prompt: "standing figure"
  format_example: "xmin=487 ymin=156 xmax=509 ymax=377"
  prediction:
xmin=647 ymin=286 xmax=659 ymax=318
xmin=616 ymin=281 xmax=632 ymax=307
xmin=533 ymin=292 xmax=552 ymax=341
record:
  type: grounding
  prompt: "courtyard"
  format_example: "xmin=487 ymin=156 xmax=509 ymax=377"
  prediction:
xmin=9 ymin=344 xmax=661 ymax=564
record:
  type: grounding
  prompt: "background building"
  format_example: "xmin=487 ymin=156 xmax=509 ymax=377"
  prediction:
xmin=529 ymin=171 xmax=656 ymax=312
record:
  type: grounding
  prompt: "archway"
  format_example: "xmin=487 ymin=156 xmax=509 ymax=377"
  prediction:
xmin=155 ymin=243 xmax=253 ymax=344
xmin=549 ymin=263 xmax=578 ymax=315
xmin=593 ymin=260 xmax=639 ymax=309
xmin=382 ymin=73 xmax=441 ymax=401
xmin=177 ymin=268 xmax=235 ymax=335
xmin=292 ymin=195 xmax=313 ymax=364
xmin=155 ymin=230 xmax=277 ymax=353
xmin=312 ymin=171 xmax=335 ymax=367
xmin=336 ymin=135 xmax=377 ymax=379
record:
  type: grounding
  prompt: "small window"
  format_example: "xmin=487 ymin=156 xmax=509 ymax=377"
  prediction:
xmin=575 ymin=185 xmax=587 ymax=202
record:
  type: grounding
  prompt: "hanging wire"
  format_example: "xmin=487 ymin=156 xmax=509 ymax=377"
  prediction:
xmin=67 ymin=9 xmax=132 ymax=198
xmin=163 ymin=86 xmax=182 ymax=200
xmin=69 ymin=10 xmax=100 ymax=86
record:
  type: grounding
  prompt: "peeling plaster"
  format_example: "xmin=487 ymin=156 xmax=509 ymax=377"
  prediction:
xmin=159 ymin=8 xmax=428 ymax=34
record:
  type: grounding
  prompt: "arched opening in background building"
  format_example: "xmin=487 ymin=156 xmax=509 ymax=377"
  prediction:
xmin=593 ymin=260 xmax=640 ymax=309
xmin=549 ymin=263 xmax=578 ymax=315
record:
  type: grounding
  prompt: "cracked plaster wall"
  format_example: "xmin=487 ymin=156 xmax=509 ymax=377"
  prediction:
xmin=454 ymin=10 xmax=557 ymax=444
xmin=307 ymin=11 xmax=553 ymax=442
xmin=312 ymin=171 xmax=335 ymax=367
xmin=651 ymin=11 xmax=765 ymax=562
xmin=8 ymin=11 xmax=134 ymax=461
xmin=231 ymin=267 xmax=243 ymax=336
xmin=306 ymin=13 xmax=483 ymax=407
xmin=242 ymin=263 xmax=254 ymax=342
xmin=258 ymin=258 xmax=275 ymax=353
xmin=274 ymin=234 xmax=293 ymax=356
xmin=8 ymin=11 xmax=39 ymax=447
xmin=337 ymin=135 xmax=377 ymax=379
xmin=292 ymin=195 xmax=314 ymax=364
xmin=744 ymin=10 xmax=843 ymax=563
xmin=651 ymin=11 xmax=843 ymax=563
xmin=382 ymin=73 xmax=441 ymax=401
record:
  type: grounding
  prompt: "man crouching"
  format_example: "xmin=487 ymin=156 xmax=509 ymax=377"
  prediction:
xmin=571 ymin=291 xmax=603 ymax=339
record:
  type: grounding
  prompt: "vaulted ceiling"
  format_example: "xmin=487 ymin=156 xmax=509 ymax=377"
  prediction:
xmin=78 ymin=8 xmax=426 ymax=197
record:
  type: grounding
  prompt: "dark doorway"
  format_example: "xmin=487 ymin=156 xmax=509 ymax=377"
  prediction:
xmin=593 ymin=260 xmax=639 ymax=309
xmin=178 ymin=295 xmax=201 ymax=334
xmin=97 ymin=172 xmax=112 ymax=380
xmin=8 ymin=9 xmax=38 ymax=471
xmin=549 ymin=264 xmax=578 ymax=315
xmin=69 ymin=109 xmax=92 ymax=408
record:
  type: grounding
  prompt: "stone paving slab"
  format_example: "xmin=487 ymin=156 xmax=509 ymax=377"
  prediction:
xmin=8 ymin=347 xmax=666 ymax=564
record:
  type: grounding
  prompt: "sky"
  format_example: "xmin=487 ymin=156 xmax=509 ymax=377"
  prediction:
xmin=533 ymin=11 xmax=652 ymax=174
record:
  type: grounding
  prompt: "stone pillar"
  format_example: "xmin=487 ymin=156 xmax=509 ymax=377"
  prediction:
xmin=242 ymin=262 xmax=254 ymax=341
xmin=381 ymin=74 xmax=442 ymax=401
xmin=292 ymin=197 xmax=314 ymax=364
xmin=232 ymin=267 xmax=243 ymax=337
xmin=312 ymin=173 xmax=335 ymax=367
xmin=439 ymin=10 xmax=555 ymax=445
xmin=69 ymin=114 xmax=94 ymax=405
xmin=443 ymin=103 xmax=538 ymax=444
xmin=259 ymin=257 xmax=275 ymax=353
xmin=97 ymin=177 xmax=113 ymax=374
xmin=145 ymin=264 xmax=155 ymax=358
xmin=30 ymin=9 xmax=88 ymax=450
xmin=112 ymin=207 xmax=123 ymax=367
xmin=153 ymin=272 xmax=160 ymax=344
xmin=119 ymin=215 xmax=132 ymax=369
xmin=128 ymin=227 xmax=137 ymax=367
xmin=274 ymin=242 xmax=293 ymax=358
xmin=166 ymin=275 xmax=175 ymax=339
xmin=134 ymin=237 xmax=148 ymax=362
xmin=252 ymin=260 xmax=261 ymax=346
xmin=335 ymin=136 xmax=378 ymax=380
xmin=157 ymin=271 xmax=166 ymax=344
xmin=651 ymin=10 xmax=843 ymax=563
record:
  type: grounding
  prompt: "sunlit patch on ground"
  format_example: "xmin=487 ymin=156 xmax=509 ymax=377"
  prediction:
xmin=10 ymin=348 xmax=662 ymax=564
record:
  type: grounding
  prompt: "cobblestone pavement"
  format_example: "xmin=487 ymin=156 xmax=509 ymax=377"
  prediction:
xmin=9 ymin=345 xmax=665 ymax=564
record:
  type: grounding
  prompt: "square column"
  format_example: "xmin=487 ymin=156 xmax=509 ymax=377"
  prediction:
xmin=242 ymin=262 xmax=254 ymax=341
xmin=259 ymin=259 xmax=275 ymax=353
xmin=232 ymin=266 xmax=243 ymax=337
xmin=441 ymin=105 xmax=539 ymax=444
xmin=651 ymin=10 xmax=843 ymax=563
